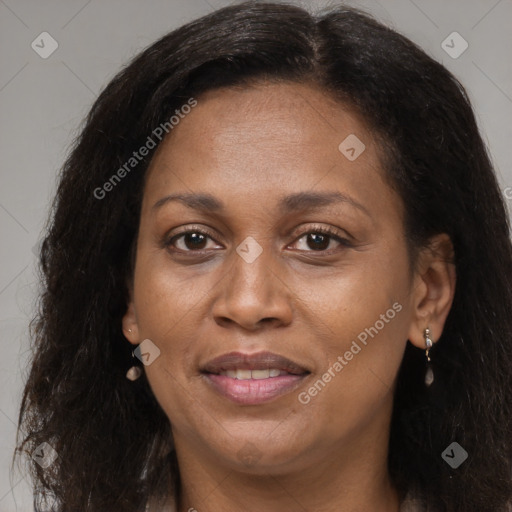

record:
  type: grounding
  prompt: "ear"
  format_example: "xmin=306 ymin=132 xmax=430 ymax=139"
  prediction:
xmin=122 ymin=263 xmax=140 ymax=346
xmin=122 ymin=296 xmax=140 ymax=347
xmin=407 ymin=233 xmax=456 ymax=349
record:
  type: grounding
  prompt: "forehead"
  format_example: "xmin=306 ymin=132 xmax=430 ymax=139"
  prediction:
xmin=141 ymin=81 xmax=399 ymax=222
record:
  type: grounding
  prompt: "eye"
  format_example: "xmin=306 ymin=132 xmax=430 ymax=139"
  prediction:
xmin=164 ymin=225 xmax=352 ymax=255
xmin=165 ymin=228 xmax=221 ymax=253
xmin=291 ymin=226 xmax=352 ymax=253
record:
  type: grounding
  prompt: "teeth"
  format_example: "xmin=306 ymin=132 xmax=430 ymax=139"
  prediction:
xmin=252 ymin=369 xmax=270 ymax=379
xmin=218 ymin=369 xmax=287 ymax=379
xmin=236 ymin=369 xmax=252 ymax=380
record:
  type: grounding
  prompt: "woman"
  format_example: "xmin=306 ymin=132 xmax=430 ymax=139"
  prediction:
xmin=13 ymin=2 xmax=512 ymax=511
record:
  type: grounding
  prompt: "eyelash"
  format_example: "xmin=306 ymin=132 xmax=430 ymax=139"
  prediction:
xmin=164 ymin=224 xmax=352 ymax=255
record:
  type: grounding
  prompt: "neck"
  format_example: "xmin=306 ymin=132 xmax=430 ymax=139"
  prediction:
xmin=177 ymin=464 xmax=400 ymax=512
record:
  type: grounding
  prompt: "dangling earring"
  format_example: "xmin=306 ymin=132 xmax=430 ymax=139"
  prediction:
xmin=126 ymin=333 xmax=142 ymax=381
xmin=126 ymin=364 xmax=142 ymax=381
xmin=424 ymin=327 xmax=434 ymax=387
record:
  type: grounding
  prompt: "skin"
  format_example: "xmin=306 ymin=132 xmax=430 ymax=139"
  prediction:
xmin=123 ymin=81 xmax=456 ymax=512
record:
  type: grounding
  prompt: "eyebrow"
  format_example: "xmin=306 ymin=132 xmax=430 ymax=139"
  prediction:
xmin=152 ymin=191 xmax=371 ymax=217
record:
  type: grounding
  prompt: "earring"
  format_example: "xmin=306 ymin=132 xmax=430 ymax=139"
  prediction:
xmin=126 ymin=349 xmax=142 ymax=381
xmin=424 ymin=327 xmax=434 ymax=387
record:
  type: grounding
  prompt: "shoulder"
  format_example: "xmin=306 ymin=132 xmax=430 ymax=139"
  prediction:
xmin=400 ymin=491 xmax=429 ymax=512
xmin=145 ymin=493 xmax=177 ymax=512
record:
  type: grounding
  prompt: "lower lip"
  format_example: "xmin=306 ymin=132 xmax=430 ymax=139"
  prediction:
xmin=203 ymin=373 xmax=308 ymax=405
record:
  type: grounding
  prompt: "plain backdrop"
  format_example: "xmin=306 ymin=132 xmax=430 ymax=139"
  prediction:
xmin=1 ymin=0 xmax=511 ymax=510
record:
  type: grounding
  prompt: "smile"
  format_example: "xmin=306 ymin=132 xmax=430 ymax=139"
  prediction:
xmin=200 ymin=350 xmax=311 ymax=405
xmin=218 ymin=368 xmax=290 ymax=379
xmin=203 ymin=372 xmax=309 ymax=405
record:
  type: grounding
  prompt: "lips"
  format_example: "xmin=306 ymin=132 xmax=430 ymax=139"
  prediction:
xmin=200 ymin=351 xmax=311 ymax=405
xmin=201 ymin=351 xmax=310 ymax=376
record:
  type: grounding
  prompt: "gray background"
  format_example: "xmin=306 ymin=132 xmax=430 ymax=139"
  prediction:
xmin=1 ymin=0 xmax=511 ymax=509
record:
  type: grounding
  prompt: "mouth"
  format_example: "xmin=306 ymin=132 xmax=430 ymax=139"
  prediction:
xmin=200 ymin=351 xmax=311 ymax=405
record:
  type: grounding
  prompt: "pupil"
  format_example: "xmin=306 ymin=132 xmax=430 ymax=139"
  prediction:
xmin=308 ymin=233 xmax=329 ymax=251
xmin=185 ymin=233 xmax=206 ymax=249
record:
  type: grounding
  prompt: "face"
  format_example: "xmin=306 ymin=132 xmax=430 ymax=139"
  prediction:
xmin=123 ymin=81 xmax=423 ymax=475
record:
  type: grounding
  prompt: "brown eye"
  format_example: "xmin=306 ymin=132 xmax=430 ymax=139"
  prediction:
xmin=165 ymin=226 xmax=351 ymax=255
xmin=166 ymin=230 xmax=220 ymax=253
xmin=305 ymin=233 xmax=331 ymax=251
xmin=292 ymin=227 xmax=352 ymax=253
xmin=180 ymin=232 xmax=208 ymax=250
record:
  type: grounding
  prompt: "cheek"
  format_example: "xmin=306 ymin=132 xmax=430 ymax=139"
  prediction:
xmin=296 ymin=247 xmax=411 ymax=419
xmin=309 ymin=242 xmax=410 ymax=346
xmin=296 ymin=302 xmax=409 ymax=444
xmin=131 ymin=253 xmax=204 ymax=397
xmin=317 ymin=286 xmax=408 ymax=393
xmin=133 ymin=248 xmax=207 ymax=333
xmin=132 ymin=255 xmax=201 ymax=422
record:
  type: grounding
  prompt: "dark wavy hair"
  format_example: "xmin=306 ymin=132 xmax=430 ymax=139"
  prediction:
xmin=13 ymin=2 xmax=512 ymax=511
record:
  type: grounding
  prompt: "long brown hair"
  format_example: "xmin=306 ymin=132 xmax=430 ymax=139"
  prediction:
xmin=14 ymin=2 xmax=512 ymax=511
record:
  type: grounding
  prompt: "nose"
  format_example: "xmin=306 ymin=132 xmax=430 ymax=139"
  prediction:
xmin=212 ymin=245 xmax=294 ymax=331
